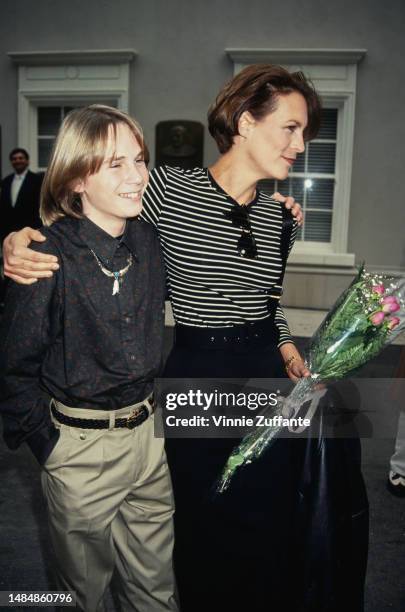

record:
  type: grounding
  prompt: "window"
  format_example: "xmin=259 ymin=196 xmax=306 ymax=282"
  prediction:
xmin=226 ymin=49 xmax=366 ymax=266
xmin=37 ymin=105 xmax=82 ymax=170
xmin=9 ymin=49 xmax=135 ymax=171
xmin=36 ymin=102 xmax=116 ymax=170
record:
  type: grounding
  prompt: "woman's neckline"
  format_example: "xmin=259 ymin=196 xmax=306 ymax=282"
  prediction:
xmin=206 ymin=168 xmax=259 ymax=208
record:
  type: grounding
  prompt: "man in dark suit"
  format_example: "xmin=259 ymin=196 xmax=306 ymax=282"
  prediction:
xmin=0 ymin=148 xmax=43 ymax=244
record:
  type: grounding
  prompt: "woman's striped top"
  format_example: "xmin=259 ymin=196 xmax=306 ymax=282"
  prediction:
xmin=141 ymin=165 xmax=297 ymax=347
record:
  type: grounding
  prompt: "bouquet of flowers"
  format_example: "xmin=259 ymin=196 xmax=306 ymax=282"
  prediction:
xmin=216 ymin=265 xmax=405 ymax=493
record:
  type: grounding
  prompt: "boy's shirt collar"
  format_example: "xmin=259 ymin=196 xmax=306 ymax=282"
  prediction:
xmin=78 ymin=216 xmax=138 ymax=264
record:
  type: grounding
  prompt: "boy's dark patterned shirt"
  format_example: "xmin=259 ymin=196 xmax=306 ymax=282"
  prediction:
xmin=0 ymin=216 xmax=166 ymax=464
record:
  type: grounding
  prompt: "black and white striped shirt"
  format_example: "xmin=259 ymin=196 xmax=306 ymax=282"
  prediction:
xmin=141 ymin=166 xmax=297 ymax=347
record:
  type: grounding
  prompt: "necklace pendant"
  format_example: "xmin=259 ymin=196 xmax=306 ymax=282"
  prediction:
xmin=90 ymin=249 xmax=133 ymax=296
xmin=112 ymin=277 xmax=120 ymax=295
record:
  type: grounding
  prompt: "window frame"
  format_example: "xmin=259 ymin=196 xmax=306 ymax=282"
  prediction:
xmin=8 ymin=49 xmax=135 ymax=171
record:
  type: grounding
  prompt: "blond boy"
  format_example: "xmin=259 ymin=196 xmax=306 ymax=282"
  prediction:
xmin=0 ymin=106 xmax=177 ymax=612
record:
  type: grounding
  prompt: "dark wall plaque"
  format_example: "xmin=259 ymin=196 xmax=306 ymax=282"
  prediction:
xmin=155 ymin=120 xmax=204 ymax=169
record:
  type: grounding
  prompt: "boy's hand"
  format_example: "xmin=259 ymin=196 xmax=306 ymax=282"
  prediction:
xmin=3 ymin=227 xmax=59 ymax=284
xmin=272 ymin=192 xmax=304 ymax=225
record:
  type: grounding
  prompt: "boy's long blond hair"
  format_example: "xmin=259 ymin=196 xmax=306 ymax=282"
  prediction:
xmin=40 ymin=105 xmax=148 ymax=226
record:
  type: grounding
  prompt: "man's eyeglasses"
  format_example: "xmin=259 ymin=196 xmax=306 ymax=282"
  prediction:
xmin=224 ymin=204 xmax=258 ymax=259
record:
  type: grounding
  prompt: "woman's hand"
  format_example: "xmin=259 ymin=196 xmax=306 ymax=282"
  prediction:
xmin=3 ymin=227 xmax=59 ymax=284
xmin=279 ymin=343 xmax=311 ymax=383
xmin=272 ymin=192 xmax=304 ymax=226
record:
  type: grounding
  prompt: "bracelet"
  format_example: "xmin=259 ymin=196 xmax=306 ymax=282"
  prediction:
xmin=284 ymin=355 xmax=296 ymax=373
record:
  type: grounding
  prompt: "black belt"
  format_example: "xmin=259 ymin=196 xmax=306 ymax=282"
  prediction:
xmin=51 ymin=398 xmax=154 ymax=430
xmin=174 ymin=316 xmax=280 ymax=350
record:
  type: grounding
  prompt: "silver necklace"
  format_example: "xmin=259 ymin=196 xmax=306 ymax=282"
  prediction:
xmin=90 ymin=249 xmax=133 ymax=295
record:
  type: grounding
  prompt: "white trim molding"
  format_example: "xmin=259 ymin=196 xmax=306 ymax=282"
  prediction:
xmin=8 ymin=49 xmax=136 ymax=170
xmin=8 ymin=49 xmax=136 ymax=66
xmin=226 ymin=48 xmax=366 ymax=66
xmin=226 ymin=48 xmax=367 ymax=268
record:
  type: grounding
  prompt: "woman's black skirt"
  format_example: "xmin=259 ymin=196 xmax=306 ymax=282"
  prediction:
xmin=163 ymin=319 xmax=368 ymax=612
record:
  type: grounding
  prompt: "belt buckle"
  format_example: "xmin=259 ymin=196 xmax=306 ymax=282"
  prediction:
xmin=126 ymin=406 xmax=143 ymax=429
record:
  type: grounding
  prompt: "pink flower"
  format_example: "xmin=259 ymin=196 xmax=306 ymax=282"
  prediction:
xmin=381 ymin=295 xmax=398 ymax=304
xmin=387 ymin=316 xmax=400 ymax=331
xmin=372 ymin=284 xmax=385 ymax=295
xmin=370 ymin=311 xmax=385 ymax=325
xmin=382 ymin=300 xmax=401 ymax=314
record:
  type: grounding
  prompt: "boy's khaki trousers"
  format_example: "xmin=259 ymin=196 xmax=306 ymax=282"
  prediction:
xmin=41 ymin=401 xmax=178 ymax=612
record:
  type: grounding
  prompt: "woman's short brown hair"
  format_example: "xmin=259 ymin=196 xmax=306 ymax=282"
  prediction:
xmin=40 ymin=105 xmax=149 ymax=226
xmin=208 ymin=64 xmax=322 ymax=154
